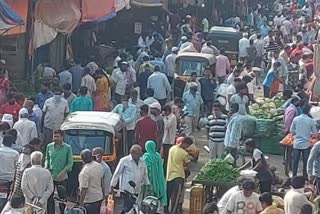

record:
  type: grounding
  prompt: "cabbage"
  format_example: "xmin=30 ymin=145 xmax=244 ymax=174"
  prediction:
xmin=252 ymin=103 xmax=259 ymax=110
xmin=270 ymin=108 xmax=277 ymax=115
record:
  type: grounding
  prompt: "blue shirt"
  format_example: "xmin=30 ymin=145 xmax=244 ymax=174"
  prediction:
xmin=28 ymin=112 xmax=41 ymax=131
xmin=147 ymin=72 xmax=172 ymax=100
xmin=69 ymin=64 xmax=83 ymax=92
xmin=150 ymin=58 xmax=165 ymax=73
xmin=199 ymin=78 xmax=217 ymax=101
xmin=182 ymin=91 xmax=203 ymax=117
xmin=224 ymin=113 xmax=243 ymax=148
xmin=307 ymin=141 xmax=320 ymax=178
xmin=290 ymin=114 xmax=317 ymax=149
xmin=112 ymin=103 xmax=136 ymax=130
xmin=263 ymin=69 xmax=275 ymax=87
xmin=259 ymin=25 xmax=271 ymax=38
xmin=35 ymin=90 xmax=54 ymax=109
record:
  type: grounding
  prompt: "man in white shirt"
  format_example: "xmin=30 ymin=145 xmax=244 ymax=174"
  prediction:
xmin=217 ymin=177 xmax=248 ymax=214
xmin=179 ymin=36 xmax=194 ymax=50
xmin=92 ymin=147 xmax=112 ymax=198
xmin=42 ymin=88 xmax=69 ymax=145
xmin=0 ymin=135 xmax=19 ymax=182
xmin=21 ymin=151 xmax=53 ymax=211
xmin=162 ymin=105 xmax=177 ymax=174
xmin=226 ymin=180 xmax=263 ymax=214
xmin=202 ymin=17 xmax=209 ymax=38
xmin=111 ymin=145 xmax=149 ymax=213
xmin=239 ymin=33 xmax=250 ymax=62
xmin=111 ymin=61 xmax=128 ymax=105
xmin=13 ymin=108 xmax=38 ymax=147
xmin=284 ymin=176 xmax=315 ymax=214
xmin=201 ymin=41 xmax=219 ymax=55
xmin=147 ymin=65 xmax=172 ymax=107
xmin=165 ymin=47 xmax=179 ymax=84
xmin=282 ymin=17 xmax=292 ymax=43
xmin=81 ymin=67 xmax=96 ymax=98
xmin=273 ymin=14 xmax=285 ymax=27
xmin=144 ymin=88 xmax=161 ymax=107
xmin=79 ymin=149 xmax=103 ymax=214
xmin=226 ymin=78 xmax=241 ymax=111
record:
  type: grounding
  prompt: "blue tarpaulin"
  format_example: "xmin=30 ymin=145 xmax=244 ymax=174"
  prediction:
xmin=0 ymin=0 xmax=24 ymax=31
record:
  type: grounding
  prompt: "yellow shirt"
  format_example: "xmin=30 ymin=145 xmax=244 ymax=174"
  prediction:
xmin=166 ymin=145 xmax=189 ymax=181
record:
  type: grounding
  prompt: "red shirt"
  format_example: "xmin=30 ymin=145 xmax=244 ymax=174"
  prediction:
xmin=0 ymin=102 xmax=21 ymax=121
xmin=135 ymin=116 xmax=158 ymax=149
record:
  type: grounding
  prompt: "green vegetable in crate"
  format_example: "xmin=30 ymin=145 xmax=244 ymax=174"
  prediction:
xmin=197 ymin=159 xmax=240 ymax=182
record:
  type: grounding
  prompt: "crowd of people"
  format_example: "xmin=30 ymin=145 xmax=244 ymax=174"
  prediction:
xmin=1 ymin=0 xmax=320 ymax=213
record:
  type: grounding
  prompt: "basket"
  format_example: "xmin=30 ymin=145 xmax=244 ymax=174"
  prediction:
xmin=189 ymin=185 xmax=205 ymax=214
xmin=254 ymin=134 xmax=283 ymax=155
xmin=241 ymin=115 xmax=256 ymax=137
xmin=255 ymin=119 xmax=276 ymax=137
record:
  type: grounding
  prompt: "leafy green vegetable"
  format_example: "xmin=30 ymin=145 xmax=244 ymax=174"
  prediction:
xmin=197 ymin=159 xmax=240 ymax=183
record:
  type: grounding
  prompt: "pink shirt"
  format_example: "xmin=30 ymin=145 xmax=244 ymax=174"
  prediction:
xmin=284 ymin=104 xmax=296 ymax=133
xmin=215 ymin=54 xmax=230 ymax=77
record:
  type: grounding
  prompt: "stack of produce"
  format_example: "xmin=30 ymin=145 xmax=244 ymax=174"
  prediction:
xmin=248 ymin=95 xmax=286 ymax=137
xmin=196 ymin=159 xmax=240 ymax=183
xmin=249 ymin=95 xmax=285 ymax=120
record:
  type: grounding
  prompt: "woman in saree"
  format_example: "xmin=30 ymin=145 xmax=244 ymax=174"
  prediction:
xmin=142 ymin=140 xmax=167 ymax=207
xmin=94 ymin=68 xmax=111 ymax=111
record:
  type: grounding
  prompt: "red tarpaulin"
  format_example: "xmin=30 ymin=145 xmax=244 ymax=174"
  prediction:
xmin=81 ymin=0 xmax=115 ymax=23
xmin=3 ymin=0 xmax=28 ymax=35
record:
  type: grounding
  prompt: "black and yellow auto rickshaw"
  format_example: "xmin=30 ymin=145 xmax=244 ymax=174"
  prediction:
xmin=174 ymin=51 xmax=216 ymax=98
xmin=207 ymin=26 xmax=242 ymax=66
xmin=60 ymin=111 xmax=126 ymax=196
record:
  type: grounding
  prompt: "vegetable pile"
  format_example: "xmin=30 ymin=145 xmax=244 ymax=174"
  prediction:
xmin=249 ymin=95 xmax=285 ymax=120
xmin=197 ymin=159 xmax=239 ymax=183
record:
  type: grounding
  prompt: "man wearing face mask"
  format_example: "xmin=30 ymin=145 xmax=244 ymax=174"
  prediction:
xmin=42 ymin=87 xmax=69 ymax=145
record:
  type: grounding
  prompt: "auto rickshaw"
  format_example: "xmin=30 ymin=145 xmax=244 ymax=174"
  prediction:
xmin=207 ymin=26 xmax=242 ymax=66
xmin=60 ymin=111 xmax=126 ymax=197
xmin=174 ymin=52 xmax=216 ymax=98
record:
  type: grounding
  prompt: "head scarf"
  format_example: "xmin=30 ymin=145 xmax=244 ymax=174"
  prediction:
xmin=142 ymin=140 xmax=167 ymax=206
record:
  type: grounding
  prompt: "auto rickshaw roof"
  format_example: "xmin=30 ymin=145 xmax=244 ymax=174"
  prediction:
xmin=61 ymin=111 xmax=122 ymax=135
xmin=177 ymin=52 xmax=216 ymax=64
xmin=209 ymin=26 xmax=239 ymax=33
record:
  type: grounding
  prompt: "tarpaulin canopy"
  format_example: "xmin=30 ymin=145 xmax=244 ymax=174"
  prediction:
xmin=0 ymin=0 xmax=24 ymax=31
xmin=81 ymin=0 xmax=116 ymax=23
xmin=3 ymin=0 xmax=27 ymax=35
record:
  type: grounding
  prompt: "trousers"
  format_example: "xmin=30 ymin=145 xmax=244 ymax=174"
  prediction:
xmin=292 ymin=147 xmax=311 ymax=178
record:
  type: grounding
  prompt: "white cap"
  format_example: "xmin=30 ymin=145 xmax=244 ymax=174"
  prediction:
xmin=149 ymin=102 xmax=161 ymax=111
xmin=1 ymin=114 xmax=13 ymax=128
xmin=19 ymin=108 xmax=28 ymax=116
xmin=172 ymin=47 xmax=179 ymax=52
xmin=181 ymin=36 xmax=188 ymax=41
xmin=189 ymin=82 xmax=198 ymax=88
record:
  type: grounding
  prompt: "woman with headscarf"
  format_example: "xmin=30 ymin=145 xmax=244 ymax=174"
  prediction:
xmin=142 ymin=140 xmax=167 ymax=207
xmin=93 ymin=69 xmax=111 ymax=111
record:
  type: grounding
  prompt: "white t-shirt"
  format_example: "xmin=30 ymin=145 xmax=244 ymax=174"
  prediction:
xmin=79 ymin=161 xmax=104 ymax=203
xmin=226 ymin=191 xmax=263 ymax=214
xmin=218 ymin=186 xmax=240 ymax=214
xmin=202 ymin=18 xmax=209 ymax=33
xmin=253 ymin=148 xmax=263 ymax=162
xmin=43 ymin=97 xmax=69 ymax=130
xmin=226 ymin=85 xmax=237 ymax=111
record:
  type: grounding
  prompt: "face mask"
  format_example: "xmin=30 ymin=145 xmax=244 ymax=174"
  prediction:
xmin=54 ymin=95 xmax=62 ymax=102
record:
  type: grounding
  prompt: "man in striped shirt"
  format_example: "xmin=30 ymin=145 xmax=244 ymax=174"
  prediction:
xmin=206 ymin=102 xmax=228 ymax=159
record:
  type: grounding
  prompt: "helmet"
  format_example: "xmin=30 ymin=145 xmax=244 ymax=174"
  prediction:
xmin=141 ymin=196 xmax=160 ymax=214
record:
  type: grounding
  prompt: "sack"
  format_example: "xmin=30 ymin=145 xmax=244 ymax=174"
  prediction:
xmin=255 ymin=119 xmax=276 ymax=137
xmin=241 ymin=115 xmax=256 ymax=137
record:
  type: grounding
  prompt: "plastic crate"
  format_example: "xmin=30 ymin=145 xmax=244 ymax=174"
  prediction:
xmin=189 ymin=185 xmax=205 ymax=214
xmin=254 ymin=134 xmax=283 ymax=155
